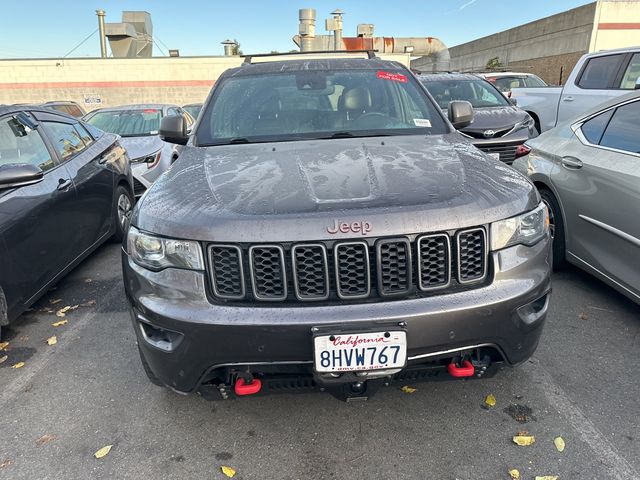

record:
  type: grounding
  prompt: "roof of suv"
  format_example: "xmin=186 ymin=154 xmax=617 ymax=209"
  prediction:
xmin=224 ymin=57 xmax=407 ymax=78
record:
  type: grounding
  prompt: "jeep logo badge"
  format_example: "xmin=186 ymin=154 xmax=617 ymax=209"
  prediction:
xmin=327 ymin=220 xmax=372 ymax=235
xmin=483 ymin=129 xmax=496 ymax=138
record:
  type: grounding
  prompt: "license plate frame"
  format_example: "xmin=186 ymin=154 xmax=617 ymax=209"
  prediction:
xmin=313 ymin=329 xmax=407 ymax=373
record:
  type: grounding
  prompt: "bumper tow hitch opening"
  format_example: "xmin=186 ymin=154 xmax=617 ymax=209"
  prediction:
xmin=447 ymin=359 xmax=475 ymax=378
xmin=234 ymin=377 xmax=262 ymax=396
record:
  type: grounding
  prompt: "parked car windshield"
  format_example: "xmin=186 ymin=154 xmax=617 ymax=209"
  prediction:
xmin=493 ymin=76 xmax=547 ymax=91
xmin=423 ymin=78 xmax=510 ymax=109
xmin=196 ymin=68 xmax=448 ymax=146
xmin=85 ymin=109 xmax=162 ymax=137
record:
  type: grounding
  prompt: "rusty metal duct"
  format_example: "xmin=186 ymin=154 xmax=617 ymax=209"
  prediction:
xmin=105 ymin=11 xmax=153 ymax=58
xmin=292 ymin=9 xmax=450 ymax=71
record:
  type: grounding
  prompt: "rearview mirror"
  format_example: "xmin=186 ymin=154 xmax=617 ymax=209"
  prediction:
xmin=0 ymin=163 xmax=44 ymax=190
xmin=448 ymin=101 xmax=474 ymax=129
xmin=160 ymin=115 xmax=188 ymax=145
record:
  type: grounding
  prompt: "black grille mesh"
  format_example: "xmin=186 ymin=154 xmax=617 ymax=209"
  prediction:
xmin=458 ymin=230 xmax=486 ymax=282
xmin=207 ymin=228 xmax=488 ymax=303
xmin=335 ymin=243 xmax=369 ymax=298
xmin=293 ymin=245 xmax=328 ymax=300
xmin=250 ymin=246 xmax=286 ymax=299
xmin=378 ymin=240 xmax=410 ymax=295
xmin=418 ymin=235 xmax=450 ymax=289
xmin=210 ymin=246 xmax=244 ymax=298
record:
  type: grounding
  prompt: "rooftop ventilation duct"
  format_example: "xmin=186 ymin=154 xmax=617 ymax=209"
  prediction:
xmin=105 ymin=11 xmax=153 ymax=58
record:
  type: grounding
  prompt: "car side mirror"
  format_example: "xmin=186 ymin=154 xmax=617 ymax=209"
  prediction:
xmin=509 ymin=97 xmax=518 ymax=106
xmin=160 ymin=115 xmax=188 ymax=145
xmin=0 ymin=163 xmax=44 ymax=190
xmin=448 ymin=100 xmax=474 ymax=129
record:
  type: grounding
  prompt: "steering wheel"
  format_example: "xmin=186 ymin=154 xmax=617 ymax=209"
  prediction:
xmin=353 ymin=112 xmax=390 ymax=129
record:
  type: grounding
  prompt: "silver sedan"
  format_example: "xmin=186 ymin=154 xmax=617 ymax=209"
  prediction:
xmin=512 ymin=91 xmax=640 ymax=304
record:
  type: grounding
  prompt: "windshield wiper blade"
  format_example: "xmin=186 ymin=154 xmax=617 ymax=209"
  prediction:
xmin=323 ymin=131 xmax=355 ymax=139
xmin=227 ymin=137 xmax=251 ymax=144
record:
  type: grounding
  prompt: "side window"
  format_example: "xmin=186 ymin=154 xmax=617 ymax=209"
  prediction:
xmin=599 ymin=101 xmax=640 ymax=154
xmin=620 ymin=53 xmax=640 ymax=89
xmin=83 ymin=121 xmax=104 ymax=140
xmin=577 ymin=54 xmax=624 ymax=89
xmin=580 ymin=109 xmax=614 ymax=145
xmin=167 ymin=107 xmax=179 ymax=117
xmin=67 ymin=105 xmax=83 ymax=117
xmin=74 ymin=123 xmax=94 ymax=147
xmin=0 ymin=116 xmax=55 ymax=172
xmin=43 ymin=121 xmax=87 ymax=161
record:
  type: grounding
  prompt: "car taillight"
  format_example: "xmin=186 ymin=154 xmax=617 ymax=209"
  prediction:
xmin=514 ymin=144 xmax=531 ymax=159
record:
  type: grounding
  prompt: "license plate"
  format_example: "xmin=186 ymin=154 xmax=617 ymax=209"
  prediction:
xmin=487 ymin=152 xmax=501 ymax=161
xmin=313 ymin=331 xmax=407 ymax=373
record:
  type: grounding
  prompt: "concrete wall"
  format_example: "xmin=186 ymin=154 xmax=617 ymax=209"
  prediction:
xmin=0 ymin=53 xmax=410 ymax=111
xmin=590 ymin=1 xmax=640 ymax=51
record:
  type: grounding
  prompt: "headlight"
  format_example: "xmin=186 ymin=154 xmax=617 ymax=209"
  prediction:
xmin=514 ymin=116 xmax=535 ymax=132
xmin=490 ymin=202 xmax=549 ymax=250
xmin=127 ymin=226 xmax=203 ymax=271
xmin=132 ymin=150 xmax=162 ymax=169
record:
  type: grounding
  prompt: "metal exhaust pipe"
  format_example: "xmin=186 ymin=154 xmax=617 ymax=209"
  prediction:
xmin=96 ymin=9 xmax=107 ymax=58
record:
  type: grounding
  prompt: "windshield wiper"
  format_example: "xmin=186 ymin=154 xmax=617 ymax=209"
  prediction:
xmin=324 ymin=131 xmax=355 ymax=139
xmin=227 ymin=137 xmax=251 ymax=144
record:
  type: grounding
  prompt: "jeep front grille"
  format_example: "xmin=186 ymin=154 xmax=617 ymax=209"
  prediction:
xmin=206 ymin=227 xmax=489 ymax=304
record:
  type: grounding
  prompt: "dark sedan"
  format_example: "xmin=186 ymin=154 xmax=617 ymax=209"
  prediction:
xmin=0 ymin=106 xmax=133 ymax=338
xmin=418 ymin=73 xmax=537 ymax=164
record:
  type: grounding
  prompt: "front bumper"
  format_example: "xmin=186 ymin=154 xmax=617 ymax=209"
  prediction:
xmin=468 ymin=128 xmax=532 ymax=165
xmin=123 ymin=236 xmax=552 ymax=395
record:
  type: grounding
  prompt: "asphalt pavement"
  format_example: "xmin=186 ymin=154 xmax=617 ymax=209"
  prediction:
xmin=0 ymin=243 xmax=639 ymax=480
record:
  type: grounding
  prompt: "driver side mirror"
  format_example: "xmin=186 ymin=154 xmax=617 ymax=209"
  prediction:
xmin=448 ymin=101 xmax=474 ymax=129
xmin=0 ymin=163 xmax=44 ymax=190
xmin=160 ymin=115 xmax=188 ymax=145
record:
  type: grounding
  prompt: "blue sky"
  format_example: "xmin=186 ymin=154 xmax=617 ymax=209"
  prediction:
xmin=0 ymin=0 xmax=591 ymax=58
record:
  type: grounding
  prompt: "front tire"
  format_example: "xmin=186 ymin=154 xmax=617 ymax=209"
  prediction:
xmin=111 ymin=185 xmax=134 ymax=243
xmin=539 ymin=188 xmax=565 ymax=270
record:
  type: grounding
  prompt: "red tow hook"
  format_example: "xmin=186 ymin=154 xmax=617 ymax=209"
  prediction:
xmin=234 ymin=377 xmax=262 ymax=396
xmin=447 ymin=360 xmax=475 ymax=378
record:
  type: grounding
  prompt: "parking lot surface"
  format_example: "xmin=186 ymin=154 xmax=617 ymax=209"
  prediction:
xmin=0 ymin=243 xmax=638 ymax=480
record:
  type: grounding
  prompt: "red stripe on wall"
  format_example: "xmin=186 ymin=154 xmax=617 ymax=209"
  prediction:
xmin=597 ymin=22 xmax=640 ymax=30
xmin=0 ymin=79 xmax=213 ymax=90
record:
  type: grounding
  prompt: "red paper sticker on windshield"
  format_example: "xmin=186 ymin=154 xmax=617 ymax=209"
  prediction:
xmin=377 ymin=71 xmax=408 ymax=83
xmin=142 ymin=109 xmax=158 ymax=114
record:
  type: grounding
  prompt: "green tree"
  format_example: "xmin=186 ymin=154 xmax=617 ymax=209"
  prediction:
xmin=485 ymin=56 xmax=502 ymax=71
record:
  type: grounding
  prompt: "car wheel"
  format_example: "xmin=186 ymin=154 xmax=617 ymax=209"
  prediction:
xmin=111 ymin=185 xmax=134 ymax=243
xmin=539 ymin=188 xmax=565 ymax=270
xmin=138 ymin=344 xmax=164 ymax=387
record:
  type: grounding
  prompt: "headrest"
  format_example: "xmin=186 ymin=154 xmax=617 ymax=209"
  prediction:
xmin=339 ymin=86 xmax=372 ymax=112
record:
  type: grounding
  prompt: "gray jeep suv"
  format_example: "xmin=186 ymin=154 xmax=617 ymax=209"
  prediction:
xmin=122 ymin=55 xmax=552 ymax=401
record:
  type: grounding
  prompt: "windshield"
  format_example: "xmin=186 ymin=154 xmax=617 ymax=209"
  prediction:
xmin=196 ymin=68 xmax=448 ymax=146
xmin=183 ymin=105 xmax=202 ymax=119
xmin=422 ymin=78 xmax=510 ymax=109
xmin=85 ymin=109 xmax=162 ymax=137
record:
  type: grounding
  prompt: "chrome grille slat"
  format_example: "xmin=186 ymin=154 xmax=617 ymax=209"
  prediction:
xmin=292 ymin=244 xmax=329 ymax=301
xmin=457 ymin=228 xmax=487 ymax=283
xmin=335 ymin=241 xmax=370 ymax=299
xmin=249 ymin=245 xmax=287 ymax=301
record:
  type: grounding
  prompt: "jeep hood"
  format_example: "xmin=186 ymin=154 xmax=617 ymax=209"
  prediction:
xmin=135 ymin=134 xmax=538 ymax=242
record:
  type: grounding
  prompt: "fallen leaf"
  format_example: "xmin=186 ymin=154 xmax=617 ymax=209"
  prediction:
xmin=513 ymin=434 xmax=535 ymax=446
xmin=221 ymin=466 xmax=236 ymax=478
xmin=55 ymin=305 xmax=79 ymax=318
xmin=80 ymin=300 xmax=96 ymax=307
xmin=508 ymin=469 xmax=521 ymax=480
xmin=0 ymin=355 xmax=7 ymax=364
xmin=52 ymin=320 xmax=68 ymax=327
xmin=579 ymin=312 xmax=588 ymax=320
xmin=11 ymin=362 xmax=25 ymax=369
xmin=400 ymin=385 xmax=417 ymax=394
xmin=85 ymin=278 xmax=93 ymax=283
xmin=535 ymin=477 xmax=559 ymax=480
xmin=46 ymin=336 xmax=57 ymax=346
xmin=94 ymin=445 xmax=112 ymax=459
xmin=49 ymin=298 xmax=62 ymax=305
xmin=0 ymin=341 xmax=9 ymax=351
xmin=0 ymin=458 xmax=11 ymax=469
xmin=554 ymin=436 xmax=565 ymax=452
xmin=35 ymin=434 xmax=57 ymax=447
xmin=484 ymin=393 xmax=496 ymax=407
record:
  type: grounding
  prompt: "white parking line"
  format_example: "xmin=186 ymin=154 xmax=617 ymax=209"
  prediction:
xmin=530 ymin=360 xmax=639 ymax=479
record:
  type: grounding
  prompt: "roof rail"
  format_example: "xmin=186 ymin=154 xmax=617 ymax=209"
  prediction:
xmin=242 ymin=50 xmax=378 ymax=64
